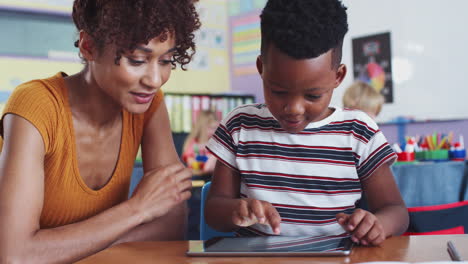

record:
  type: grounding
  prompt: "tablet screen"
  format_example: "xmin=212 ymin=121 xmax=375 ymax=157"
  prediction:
xmin=187 ymin=235 xmax=353 ymax=257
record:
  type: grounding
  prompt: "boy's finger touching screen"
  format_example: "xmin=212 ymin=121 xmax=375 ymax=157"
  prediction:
xmin=232 ymin=199 xmax=257 ymax=226
xmin=251 ymin=200 xmax=282 ymax=234
xmin=233 ymin=198 xmax=281 ymax=234
xmin=265 ymin=207 xmax=282 ymax=235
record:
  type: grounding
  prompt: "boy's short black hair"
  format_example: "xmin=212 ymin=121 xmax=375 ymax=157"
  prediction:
xmin=260 ymin=0 xmax=348 ymax=69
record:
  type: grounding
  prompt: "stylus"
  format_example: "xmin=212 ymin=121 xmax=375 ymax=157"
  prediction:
xmin=447 ymin=241 xmax=461 ymax=261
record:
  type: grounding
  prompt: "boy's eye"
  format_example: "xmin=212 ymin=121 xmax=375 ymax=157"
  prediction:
xmin=272 ymin=90 xmax=287 ymax=95
xmin=305 ymin=94 xmax=322 ymax=100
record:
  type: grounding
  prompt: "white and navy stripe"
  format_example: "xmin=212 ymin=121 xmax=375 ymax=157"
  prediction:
xmin=207 ymin=104 xmax=396 ymax=237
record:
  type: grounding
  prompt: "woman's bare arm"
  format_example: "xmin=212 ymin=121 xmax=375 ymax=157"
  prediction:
xmin=111 ymin=202 xmax=187 ymax=245
xmin=113 ymin=100 xmax=191 ymax=243
xmin=0 ymin=114 xmax=190 ymax=263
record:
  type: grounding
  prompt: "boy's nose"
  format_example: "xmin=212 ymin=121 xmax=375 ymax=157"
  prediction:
xmin=284 ymin=100 xmax=305 ymax=115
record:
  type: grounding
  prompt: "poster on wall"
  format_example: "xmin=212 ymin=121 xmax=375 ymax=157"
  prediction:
xmin=228 ymin=0 xmax=268 ymax=76
xmin=352 ymin=32 xmax=393 ymax=103
xmin=231 ymin=13 xmax=261 ymax=76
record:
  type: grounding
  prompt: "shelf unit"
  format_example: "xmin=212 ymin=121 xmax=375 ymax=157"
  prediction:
xmin=165 ymin=93 xmax=255 ymax=133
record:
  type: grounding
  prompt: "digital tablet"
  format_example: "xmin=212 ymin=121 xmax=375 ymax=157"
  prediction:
xmin=187 ymin=235 xmax=354 ymax=257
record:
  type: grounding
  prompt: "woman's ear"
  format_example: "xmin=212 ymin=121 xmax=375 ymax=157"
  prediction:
xmin=78 ymin=30 xmax=96 ymax=61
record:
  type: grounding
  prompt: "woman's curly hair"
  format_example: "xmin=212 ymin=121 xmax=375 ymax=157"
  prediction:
xmin=72 ymin=0 xmax=201 ymax=70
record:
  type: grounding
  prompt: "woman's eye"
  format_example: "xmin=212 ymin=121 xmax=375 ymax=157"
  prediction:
xmin=160 ymin=59 xmax=175 ymax=65
xmin=128 ymin=57 xmax=145 ymax=66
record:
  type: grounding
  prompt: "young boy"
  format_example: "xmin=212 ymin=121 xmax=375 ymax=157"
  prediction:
xmin=205 ymin=0 xmax=408 ymax=246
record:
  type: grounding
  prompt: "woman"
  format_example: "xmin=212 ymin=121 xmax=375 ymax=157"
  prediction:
xmin=0 ymin=0 xmax=200 ymax=263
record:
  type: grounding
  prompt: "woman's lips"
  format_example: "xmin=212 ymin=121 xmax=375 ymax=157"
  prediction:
xmin=131 ymin=92 xmax=155 ymax=104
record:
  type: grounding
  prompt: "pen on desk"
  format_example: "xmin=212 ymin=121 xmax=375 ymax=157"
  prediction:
xmin=447 ymin=241 xmax=461 ymax=261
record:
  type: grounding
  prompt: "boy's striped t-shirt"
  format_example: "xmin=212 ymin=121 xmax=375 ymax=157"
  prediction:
xmin=206 ymin=104 xmax=396 ymax=237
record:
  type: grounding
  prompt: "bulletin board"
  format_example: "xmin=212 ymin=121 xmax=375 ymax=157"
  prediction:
xmin=332 ymin=0 xmax=468 ymax=122
xmin=0 ymin=9 xmax=81 ymax=113
xmin=0 ymin=57 xmax=82 ymax=113
xmin=164 ymin=0 xmax=230 ymax=94
xmin=0 ymin=0 xmax=72 ymax=15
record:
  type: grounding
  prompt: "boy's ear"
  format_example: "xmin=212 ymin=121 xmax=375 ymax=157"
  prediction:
xmin=256 ymin=55 xmax=263 ymax=76
xmin=334 ymin=64 xmax=347 ymax=88
xmin=78 ymin=30 xmax=96 ymax=61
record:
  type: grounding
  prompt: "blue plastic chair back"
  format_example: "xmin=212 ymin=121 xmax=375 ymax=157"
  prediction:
xmin=200 ymin=181 xmax=235 ymax=240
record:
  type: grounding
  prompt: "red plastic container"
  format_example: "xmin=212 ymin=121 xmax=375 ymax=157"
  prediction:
xmin=397 ymin=151 xmax=415 ymax=162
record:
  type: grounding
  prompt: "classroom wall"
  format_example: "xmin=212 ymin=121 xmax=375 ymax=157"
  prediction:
xmin=336 ymin=0 xmax=468 ymax=123
xmin=335 ymin=0 xmax=468 ymax=145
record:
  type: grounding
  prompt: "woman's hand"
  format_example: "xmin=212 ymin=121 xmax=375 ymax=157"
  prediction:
xmin=233 ymin=198 xmax=282 ymax=234
xmin=336 ymin=209 xmax=386 ymax=246
xmin=128 ymin=163 xmax=192 ymax=224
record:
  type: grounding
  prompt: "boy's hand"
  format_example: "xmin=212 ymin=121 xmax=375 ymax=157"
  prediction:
xmin=336 ymin=209 xmax=386 ymax=246
xmin=233 ymin=198 xmax=281 ymax=234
